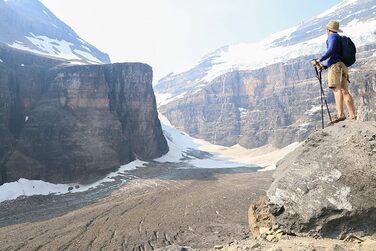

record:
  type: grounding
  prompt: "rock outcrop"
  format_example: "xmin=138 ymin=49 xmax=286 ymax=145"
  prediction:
xmin=248 ymin=121 xmax=376 ymax=239
xmin=0 ymin=46 xmax=168 ymax=185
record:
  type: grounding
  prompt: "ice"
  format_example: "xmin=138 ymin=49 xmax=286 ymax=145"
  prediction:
xmin=0 ymin=59 xmax=3 ymax=63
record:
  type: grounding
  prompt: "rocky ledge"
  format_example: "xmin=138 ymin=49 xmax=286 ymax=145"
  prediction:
xmin=248 ymin=121 xmax=376 ymax=240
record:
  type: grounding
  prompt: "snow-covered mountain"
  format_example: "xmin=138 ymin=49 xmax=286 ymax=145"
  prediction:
xmin=156 ymin=0 xmax=376 ymax=101
xmin=155 ymin=0 xmax=376 ymax=148
xmin=0 ymin=0 xmax=110 ymax=64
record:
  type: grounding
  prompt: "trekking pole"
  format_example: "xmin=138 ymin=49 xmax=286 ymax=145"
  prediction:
xmin=313 ymin=65 xmax=333 ymax=128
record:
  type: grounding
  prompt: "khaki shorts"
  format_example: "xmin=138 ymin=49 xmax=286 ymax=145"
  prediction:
xmin=328 ymin=61 xmax=349 ymax=90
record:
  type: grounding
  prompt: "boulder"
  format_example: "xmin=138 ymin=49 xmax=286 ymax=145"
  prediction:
xmin=249 ymin=121 xmax=376 ymax=239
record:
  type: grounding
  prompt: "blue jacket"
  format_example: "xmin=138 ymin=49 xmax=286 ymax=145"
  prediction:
xmin=319 ymin=33 xmax=342 ymax=68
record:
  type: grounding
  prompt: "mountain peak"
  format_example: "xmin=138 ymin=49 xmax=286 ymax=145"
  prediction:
xmin=0 ymin=0 xmax=110 ymax=64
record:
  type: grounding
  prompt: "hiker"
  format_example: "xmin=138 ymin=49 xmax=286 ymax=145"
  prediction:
xmin=312 ymin=20 xmax=356 ymax=124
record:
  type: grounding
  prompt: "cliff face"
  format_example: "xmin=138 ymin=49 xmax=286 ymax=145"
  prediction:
xmin=158 ymin=45 xmax=376 ymax=148
xmin=0 ymin=46 xmax=168 ymax=185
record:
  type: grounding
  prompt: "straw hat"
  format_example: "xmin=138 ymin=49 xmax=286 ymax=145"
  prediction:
xmin=326 ymin=20 xmax=343 ymax=33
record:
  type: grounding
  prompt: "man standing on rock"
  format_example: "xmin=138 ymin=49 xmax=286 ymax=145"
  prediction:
xmin=312 ymin=20 xmax=356 ymax=124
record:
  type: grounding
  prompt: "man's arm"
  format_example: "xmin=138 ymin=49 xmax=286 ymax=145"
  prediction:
xmin=319 ymin=35 xmax=338 ymax=63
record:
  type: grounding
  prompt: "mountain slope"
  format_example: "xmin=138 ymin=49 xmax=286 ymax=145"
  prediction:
xmin=0 ymin=0 xmax=110 ymax=64
xmin=155 ymin=0 xmax=376 ymax=148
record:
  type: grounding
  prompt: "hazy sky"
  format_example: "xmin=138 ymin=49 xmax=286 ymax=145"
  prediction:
xmin=40 ymin=0 xmax=341 ymax=83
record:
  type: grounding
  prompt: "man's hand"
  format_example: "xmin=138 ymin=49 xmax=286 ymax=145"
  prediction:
xmin=310 ymin=59 xmax=318 ymax=66
xmin=311 ymin=59 xmax=324 ymax=71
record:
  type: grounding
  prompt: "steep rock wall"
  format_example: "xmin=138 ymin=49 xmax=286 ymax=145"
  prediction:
xmin=0 ymin=46 xmax=168 ymax=184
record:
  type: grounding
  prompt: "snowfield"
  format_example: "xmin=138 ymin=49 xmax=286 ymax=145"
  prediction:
xmin=7 ymin=33 xmax=103 ymax=64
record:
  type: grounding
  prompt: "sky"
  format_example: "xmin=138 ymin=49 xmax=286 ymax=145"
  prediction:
xmin=40 ymin=0 xmax=341 ymax=83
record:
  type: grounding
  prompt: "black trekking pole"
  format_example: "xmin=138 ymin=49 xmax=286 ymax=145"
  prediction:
xmin=313 ymin=64 xmax=333 ymax=129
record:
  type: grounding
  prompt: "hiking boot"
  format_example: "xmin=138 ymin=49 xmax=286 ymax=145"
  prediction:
xmin=328 ymin=114 xmax=346 ymax=125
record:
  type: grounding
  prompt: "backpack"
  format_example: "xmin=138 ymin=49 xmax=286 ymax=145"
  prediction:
xmin=341 ymin=36 xmax=356 ymax=67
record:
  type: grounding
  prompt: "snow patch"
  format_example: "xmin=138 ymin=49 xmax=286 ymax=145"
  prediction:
xmin=74 ymin=49 xmax=101 ymax=63
xmin=7 ymin=35 xmax=104 ymax=64
xmin=0 ymin=159 xmax=147 ymax=203
xmin=118 ymin=160 xmax=147 ymax=172
xmin=0 ymin=179 xmax=72 ymax=203
xmin=155 ymin=92 xmax=173 ymax=107
xmin=155 ymin=92 xmax=187 ymax=107
xmin=155 ymin=114 xmax=199 ymax=163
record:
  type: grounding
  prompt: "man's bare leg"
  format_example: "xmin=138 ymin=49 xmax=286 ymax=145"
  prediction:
xmin=333 ymin=87 xmax=344 ymax=117
xmin=341 ymin=88 xmax=356 ymax=119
